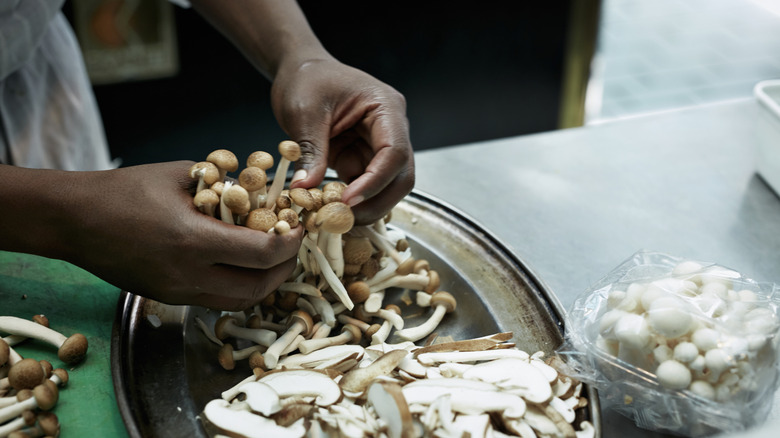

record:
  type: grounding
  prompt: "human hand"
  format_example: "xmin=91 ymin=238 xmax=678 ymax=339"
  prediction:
xmin=270 ymin=58 xmax=415 ymax=225
xmin=60 ymin=161 xmax=303 ymax=311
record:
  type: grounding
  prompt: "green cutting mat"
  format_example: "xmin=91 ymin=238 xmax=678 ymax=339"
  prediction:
xmin=0 ymin=251 xmax=127 ymax=437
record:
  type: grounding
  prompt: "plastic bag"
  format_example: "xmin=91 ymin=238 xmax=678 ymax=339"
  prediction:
xmin=556 ymin=250 xmax=780 ymax=437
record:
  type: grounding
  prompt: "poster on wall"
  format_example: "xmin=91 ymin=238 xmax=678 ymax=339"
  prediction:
xmin=71 ymin=0 xmax=179 ymax=85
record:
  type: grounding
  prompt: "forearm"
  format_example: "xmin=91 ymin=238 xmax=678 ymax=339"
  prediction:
xmin=0 ymin=165 xmax=88 ymax=262
xmin=189 ymin=0 xmax=332 ymax=80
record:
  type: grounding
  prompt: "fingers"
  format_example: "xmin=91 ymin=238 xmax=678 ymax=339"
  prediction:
xmin=187 ymin=256 xmax=299 ymax=311
xmin=285 ymin=108 xmax=333 ymax=192
xmin=199 ymin=218 xmax=305 ymax=269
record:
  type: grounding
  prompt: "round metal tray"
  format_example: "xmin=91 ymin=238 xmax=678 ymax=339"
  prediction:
xmin=111 ymin=189 xmax=601 ymax=437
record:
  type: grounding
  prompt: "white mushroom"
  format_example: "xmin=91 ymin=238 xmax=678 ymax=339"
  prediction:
xmin=0 ymin=317 xmax=87 ymax=365
xmin=213 ymin=315 xmax=277 ymax=347
xmin=238 ymin=381 xmax=282 ymax=416
xmin=203 ymin=398 xmax=305 ymax=438
xmin=265 ymin=140 xmax=301 ymax=209
xmin=395 ymin=292 xmax=456 ymax=343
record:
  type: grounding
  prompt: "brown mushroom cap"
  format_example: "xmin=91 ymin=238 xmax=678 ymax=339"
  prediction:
xmin=248 ymin=350 xmax=266 ymax=370
xmin=275 ymin=191 xmax=292 ymax=210
xmin=207 ymin=149 xmax=239 ymax=174
xmin=289 ymin=310 xmax=314 ymax=337
xmin=247 ymin=151 xmax=274 ymax=170
xmin=289 ymin=188 xmax=315 ymax=211
xmin=32 ymin=383 xmax=58 ymax=411
xmin=344 ymin=237 xmax=373 ymax=265
xmin=239 ymin=166 xmax=268 ymax=192
xmin=395 ymin=257 xmax=417 ymax=275
xmin=223 ymin=185 xmax=251 ymax=216
xmin=308 ymin=188 xmax=324 ymax=210
xmin=189 ymin=161 xmax=220 ymax=184
xmin=385 ymin=304 xmax=402 ymax=316
xmin=316 ymin=202 xmax=354 ymax=234
xmin=32 ymin=315 xmax=49 ymax=328
xmin=277 ymin=208 xmax=299 ymax=228
xmin=346 ymin=281 xmax=371 ymax=304
xmin=278 ymin=140 xmax=302 ymax=161
xmin=58 ymin=333 xmax=88 ymax=365
xmin=361 ymin=258 xmax=381 ymax=279
xmin=210 ymin=181 xmax=225 ymax=196
xmin=322 ymin=181 xmax=346 ymax=195
xmin=425 ymin=270 xmax=441 ymax=294
xmin=430 ymin=291 xmax=456 ymax=313
xmin=322 ymin=190 xmax=342 ymax=205
xmin=213 ymin=315 xmax=238 ymax=340
xmin=246 ymin=208 xmax=278 ymax=232
xmin=301 ymin=211 xmax=319 ymax=234
xmin=8 ymin=358 xmax=44 ymax=391
xmin=51 ymin=368 xmax=69 ymax=387
xmin=342 ymin=324 xmax=362 ymax=343
xmin=364 ymin=323 xmax=382 ymax=339
xmin=218 ymin=344 xmax=236 ymax=370
xmin=36 ymin=412 xmax=61 ymax=436
xmin=0 ymin=337 xmax=9 ymax=365
xmin=193 ymin=189 xmax=219 ymax=214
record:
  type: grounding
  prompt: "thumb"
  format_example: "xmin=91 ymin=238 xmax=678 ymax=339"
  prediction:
xmin=287 ymin=115 xmax=331 ymax=190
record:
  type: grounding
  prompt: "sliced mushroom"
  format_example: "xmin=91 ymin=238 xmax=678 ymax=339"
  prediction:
xmin=203 ymin=398 xmax=305 ymax=438
xmin=258 ymin=369 xmax=342 ymax=407
xmin=367 ymin=381 xmax=414 ymax=438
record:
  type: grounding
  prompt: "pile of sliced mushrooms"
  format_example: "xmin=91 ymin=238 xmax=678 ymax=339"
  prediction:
xmin=0 ymin=315 xmax=85 ymax=437
xmin=191 ymin=144 xmax=595 ymax=438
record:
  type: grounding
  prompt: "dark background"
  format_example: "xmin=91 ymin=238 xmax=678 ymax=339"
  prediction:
xmin=66 ymin=2 xmax=576 ymax=167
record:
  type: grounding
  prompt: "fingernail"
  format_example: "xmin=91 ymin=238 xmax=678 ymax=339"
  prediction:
xmin=347 ymin=195 xmax=364 ymax=207
xmin=291 ymin=169 xmax=307 ymax=185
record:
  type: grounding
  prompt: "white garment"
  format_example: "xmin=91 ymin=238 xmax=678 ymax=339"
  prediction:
xmin=0 ymin=0 xmax=114 ymax=170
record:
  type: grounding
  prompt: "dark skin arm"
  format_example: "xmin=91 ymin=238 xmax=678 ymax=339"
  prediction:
xmin=0 ymin=162 xmax=302 ymax=311
xmin=190 ymin=0 xmax=415 ymax=224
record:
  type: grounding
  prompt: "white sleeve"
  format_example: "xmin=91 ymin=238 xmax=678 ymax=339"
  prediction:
xmin=0 ymin=0 xmax=66 ymax=80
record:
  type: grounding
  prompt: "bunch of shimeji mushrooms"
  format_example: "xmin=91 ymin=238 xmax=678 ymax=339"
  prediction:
xmin=0 ymin=315 xmax=86 ymax=437
xmin=189 ymin=143 xmax=595 ymax=437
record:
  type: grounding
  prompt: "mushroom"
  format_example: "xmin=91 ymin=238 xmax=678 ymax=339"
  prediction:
xmin=298 ymin=324 xmax=362 ymax=354
xmin=461 ymin=358 xmax=553 ymax=403
xmin=217 ymin=344 xmax=265 ymax=371
xmin=0 ymin=410 xmax=35 ymax=437
xmin=239 ymin=166 xmax=268 ymax=210
xmin=322 ymin=181 xmax=346 ymax=204
xmin=276 ymin=345 xmax=365 ymax=369
xmin=0 ymin=383 xmax=58 ymax=424
xmin=188 ymin=161 xmax=220 ymax=193
xmin=370 ymin=305 xmax=402 ymax=346
xmin=245 ymin=208 xmax=278 ymax=233
xmin=0 ymin=338 xmax=8 ymax=366
xmin=6 ymin=358 xmax=44 ymax=391
xmin=258 ymin=369 xmax=342 ymax=406
xmin=277 ymin=208 xmax=300 ymax=229
xmin=395 ymin=292 xmax=456 ymax=343
xmin=265 ymin=140 xmax=301 ymax=208
xmin=340 ymin=349 xmax=407 ymax=395
xmin=193 ymin=188 xmax=220 ymax=218
xmin=221 ymin=183 xmax=251 ymax=225
xmin=288 ymin=188 xmax=315 ymax=214
xmin=0 ymin=317 xmax=87 ymax=365
xmin=415 ymin=349 xmax=531 ymax=366
xmin=247 ymin=150 xmax=274 ymax=171
xmin=237 ymin=380 xmax=282 ymax=416
xmin=203 ymin=398 xmax=306 ymax=438
xmin=315 ymin=202 xmax=355 ymax=278
xmin=301 ymin=238 xmax=353 ymax=310
xmin=2 ymin=315 xmax=50 ymax=348
xmin=263 ymin=311 xmax=314 ymax=369
xmin=213 ymin=315 xmax=277 ymax=347
xmin=346 ymin=281 xmax=371 ymax=305
xmin=366 ymin=381 xmax=414 ymax=438
xmin=206 ymin=149 xmax=239 ymax=182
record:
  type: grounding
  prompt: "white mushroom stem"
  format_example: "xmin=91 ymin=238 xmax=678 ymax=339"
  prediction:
xmin=0 ymin=411 xmax=34 ymax=437
xmin=318 ymin=230 xmax=345 ymax=278
xmin=307 ymin=296 xmax=337 ymax=327
xmin=280 ymin=335 xmax=305 ymax=356
xmin=277 ymin=282 xmax=322 ymax=298
xmin=264 ymin=317 xmax=310 ymax=369
xmin=337 ymin=315 xmax=371 ymax=333
xmin=301 ymin=238 xmax=353 ymax=310
xmin=416 ymin=291 xmax=433 ymax=307
xmin=371 ymin=319 xmax=394 ymax=346
xmin=364 ymin=257 xmax=398 ymax=287
xmin=363 ymin=291 xmax=385 ymax=313
xmin=0 ymin=385 xmax=57 ymax=424
xmin=215 ymin=317 xmax=277 ymax=347
xmin=396 ymin=304 xmax=449 ymax=343
xmin=370 ymin=273 xmax=430 ymax=294
xmin=366 ymin=308 xmax=404 ymax=330
xmin=194 ymin=316 xmax=224 ymax=347
xmin=298 ymin=325 xmax=360 ymax=354
xmin=219 ymin=181 xmax=235 ymax=225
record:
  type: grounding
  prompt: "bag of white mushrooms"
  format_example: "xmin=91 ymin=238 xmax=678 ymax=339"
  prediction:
xmin=189 ymin=144 xmax=597 ymax=438
xmin=559 ymin=250 xmax=780 ymax=437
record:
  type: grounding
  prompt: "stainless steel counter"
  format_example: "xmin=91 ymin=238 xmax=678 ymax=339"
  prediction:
xmin=413 ymin=98 xmax=780 ymax=437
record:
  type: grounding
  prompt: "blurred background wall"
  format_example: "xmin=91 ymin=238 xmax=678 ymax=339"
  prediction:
xmin=64 ymin=1 xmax=592 ymax=167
